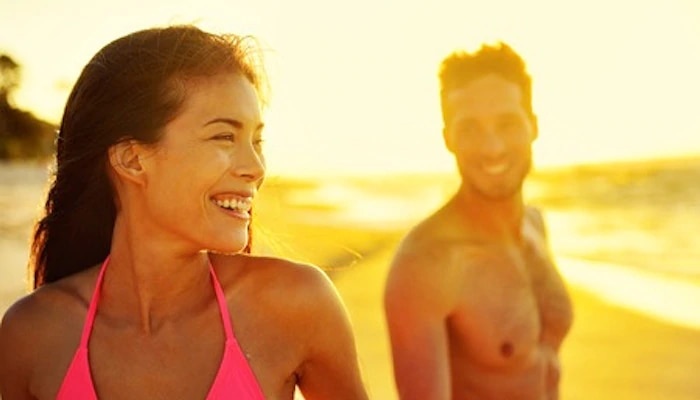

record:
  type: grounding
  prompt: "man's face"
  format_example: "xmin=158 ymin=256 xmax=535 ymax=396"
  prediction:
xmin=443 ymin=73 xmax=537 ymax=200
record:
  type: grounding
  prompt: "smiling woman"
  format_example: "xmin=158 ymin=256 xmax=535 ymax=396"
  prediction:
xmin=127 ymin=72 xmax=266 ymax=258
xmin=0 ymin=25 xmax=369 ymax=400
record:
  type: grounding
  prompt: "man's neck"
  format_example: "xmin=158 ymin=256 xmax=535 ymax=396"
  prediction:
xmin=453 ymin=184 xmax=526 ymax=241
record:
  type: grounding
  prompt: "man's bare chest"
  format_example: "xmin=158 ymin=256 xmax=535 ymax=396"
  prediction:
xmin=448 ymin=245 xmax=573 ymax=365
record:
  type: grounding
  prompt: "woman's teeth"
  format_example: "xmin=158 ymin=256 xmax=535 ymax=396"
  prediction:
xmin=214 ymin=198 xmax=252 ymax=212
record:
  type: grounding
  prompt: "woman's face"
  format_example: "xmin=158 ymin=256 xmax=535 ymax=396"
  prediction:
xmin=137 ymin=72 xmax=265 ymax=254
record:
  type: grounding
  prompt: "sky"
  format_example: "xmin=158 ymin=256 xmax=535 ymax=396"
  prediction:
xmin=1 ymin=0 xmax=699 ymax=175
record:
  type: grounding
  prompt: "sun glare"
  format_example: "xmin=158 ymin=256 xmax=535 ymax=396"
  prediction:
xmin=1 ymin=0 xmax=699 ymax=175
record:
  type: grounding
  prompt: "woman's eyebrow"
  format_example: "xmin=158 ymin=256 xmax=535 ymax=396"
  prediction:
xmin=203 ymin=117 xmax=243 ymax=129
xmin=204 ymin=118 xmax=265 ymax=132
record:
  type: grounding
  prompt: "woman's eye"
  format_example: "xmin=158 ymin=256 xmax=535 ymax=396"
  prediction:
xmin=214 ymin=133 xmax=235 ymax=142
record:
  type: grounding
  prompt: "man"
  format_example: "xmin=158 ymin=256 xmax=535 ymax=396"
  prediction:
xmin=384 ymin=43 xmax=573 ymax=400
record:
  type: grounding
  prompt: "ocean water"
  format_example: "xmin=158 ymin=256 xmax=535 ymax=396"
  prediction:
xmin=280 ymin=157 xmax=700 ymax=281
xmin=527 ymin=156 xmax=700 ymax=282
xmin=0 ymin=163 xmax=49 ymax=309
xmin=3 ymin=158 xmax=699 ymax=280
xmin=2 ymin=158 xmax=699 ymax=325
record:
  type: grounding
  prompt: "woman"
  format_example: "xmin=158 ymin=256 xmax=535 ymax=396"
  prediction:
xmin=0 ymin=25 xmax=368 ymax=400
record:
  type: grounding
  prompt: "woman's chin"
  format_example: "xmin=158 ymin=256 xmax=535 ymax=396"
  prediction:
xmin=206 ymin=237 xmax=249 ymax=255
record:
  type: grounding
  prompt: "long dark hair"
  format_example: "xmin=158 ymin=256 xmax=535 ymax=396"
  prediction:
xmin=30 ymin=25 xmax=267 ymax=288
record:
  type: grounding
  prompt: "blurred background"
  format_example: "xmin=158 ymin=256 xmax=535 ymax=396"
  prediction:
xmin=1 ymin=1 xmax=699 ymax=399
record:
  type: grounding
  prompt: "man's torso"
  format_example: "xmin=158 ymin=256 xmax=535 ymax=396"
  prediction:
xmin=421 ymin=205 xmax=573 ymax=399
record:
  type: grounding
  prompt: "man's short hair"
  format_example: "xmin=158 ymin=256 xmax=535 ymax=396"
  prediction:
xmin=439 ymin=42 xmax=533 ymax=125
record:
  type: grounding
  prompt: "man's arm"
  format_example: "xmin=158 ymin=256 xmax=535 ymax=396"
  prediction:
xmin=384 ymin=249 xmax=454 ymax=400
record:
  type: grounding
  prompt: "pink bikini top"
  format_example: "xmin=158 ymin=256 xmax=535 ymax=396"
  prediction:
xmin=56 ymin=257 xmax=265 ymax=399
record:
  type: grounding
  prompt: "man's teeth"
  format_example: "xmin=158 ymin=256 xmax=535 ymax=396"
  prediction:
xmin=483 ymin=163 xmax=508 ymax=175
xmin=214 ymin=198 xmax=252 ymax=212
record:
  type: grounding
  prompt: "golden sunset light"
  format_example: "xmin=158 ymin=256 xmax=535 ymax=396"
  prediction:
xmin=2 ymin=2 xmax=700 ymax=399
xmin=1 ymin=0 xmax=699 ymax=175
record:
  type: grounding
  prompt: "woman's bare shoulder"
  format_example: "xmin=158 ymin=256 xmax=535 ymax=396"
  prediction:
xmin=218 ymin=252 xmax=333 ymax=286
xmin=212 ymin=253 xmax=342 ymax=313
xmin=0 ymin=267 xmax=100 ymax=397
xmin=1 ymin=267 xmax=98 ymax=346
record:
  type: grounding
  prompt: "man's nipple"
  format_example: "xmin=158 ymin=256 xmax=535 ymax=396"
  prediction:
xmin=501 ymin=342 xmax=514 ymax=357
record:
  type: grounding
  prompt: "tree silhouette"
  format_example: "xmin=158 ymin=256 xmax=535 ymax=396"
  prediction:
xmin=0 ymin=54 xmax=21 ymax=105
xmin=0 ymin=53 xmax=56 ymax=159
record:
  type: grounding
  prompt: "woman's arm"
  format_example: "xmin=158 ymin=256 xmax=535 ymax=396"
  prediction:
xmin=293 ymin=267 xmax=369 ymax=400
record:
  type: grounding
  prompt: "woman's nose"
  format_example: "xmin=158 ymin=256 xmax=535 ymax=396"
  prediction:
xmin=231 ymin=142 xmax=265 ymax=182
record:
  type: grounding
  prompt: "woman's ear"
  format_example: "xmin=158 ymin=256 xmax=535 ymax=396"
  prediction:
xmin=108 ymin=140 xmax=147 ymax=185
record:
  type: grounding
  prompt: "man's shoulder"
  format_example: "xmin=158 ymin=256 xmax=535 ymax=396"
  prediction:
xmin=392 ymin=223 xmax=452 ymax=269
xmin=394 ymin=204 xmax=485 ymax=265
xmin=388 ymin=224 xmax=486 ymax=303
xmin=385 ymin=211 xmax=480 ymax=316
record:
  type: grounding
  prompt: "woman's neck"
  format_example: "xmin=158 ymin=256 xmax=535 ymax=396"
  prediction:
xmin=100 ymin=216 xmax=214 ymax=334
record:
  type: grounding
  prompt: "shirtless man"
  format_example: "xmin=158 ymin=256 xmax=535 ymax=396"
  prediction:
xmin=384 ymin=43 xmax=574 ymax=400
